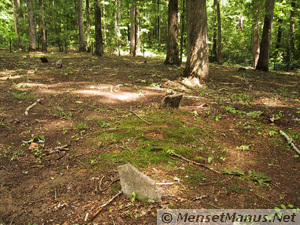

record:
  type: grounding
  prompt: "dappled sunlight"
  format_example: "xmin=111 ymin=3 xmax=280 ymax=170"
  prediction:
xmin=254 ymin=97 xmax=288 ymax=107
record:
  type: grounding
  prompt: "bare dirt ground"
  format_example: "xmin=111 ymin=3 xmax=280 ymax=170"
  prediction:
xmin=0 ymin=49 xmax=300 ymax=225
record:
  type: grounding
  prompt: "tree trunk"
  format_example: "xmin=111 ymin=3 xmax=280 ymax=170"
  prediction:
xmin=135 ymin=9 xmax=141 ymax=54
xmin=287 ymin=0 xmax=296 ymax=70
xmin=214 ymin=0 xmax=222 ymax=64
xmin=12 ymin=0 xmax=22 ymax=49
xmin=256 ymin=0 xmax=275 ymax=72
xmin=94 ymin=0 xmax=103 ymax=56
xmin=130 ymin=4 xmax=136 ymax=56
xmin=103 ymin=1 xmax=107 ymax=45
xmin=179 ymin=0 xmax=185 ymax=62
xmin=252 ymin=0 xmax=260 ymax=68
xmin=27 ymin=0 xmax=36 ymax=51
xmin=86 ymin=0 xmax=91 ymax=52
xmin=183 ymin=0 xmax=209 ymax=81
xmin=39 ymin=0 xmax=47 ymax=52
xmin=165 ymin=0 xmax=180 ymax=65
xmin=77 ymin=0 xmax=86 ymax=52
xmin=114 ymin=0 xmax=122 ymax=55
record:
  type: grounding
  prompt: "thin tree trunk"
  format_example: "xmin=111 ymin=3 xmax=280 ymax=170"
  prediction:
xmin=103 ymin=1 xmax=107 ymax=45
xmin=287 ymin=0 xmax=296 ymax=70
xmin=27 ymin=0 xmax=36 ymax=51
xmin=136 ymin=9 xmax=141 ymax=54
xmin=256 ymin=0 xmax=275 ymax=72
xmin=179 ymin=0 xmax=185 ymax=62
xmin=252 ymin=0 xmax=260 ymax=68
xmin=215 ymin=0 xmax=222 ymax=64
xmin=114 ymin=0 xmax=122 ymax=55
xmin=86 ymin=0 xmax=91 ymax=52
xmin=165 ymin=0 xmax=180 ymax=65
xmin=94 ymin=0 xmax=103 ymax=56
xmin=130 ymin=4 xmax=136 ymax=56
xmin=157 ymin=0 xmax=161 ymax=45
xmin=39 ymin=0 xmax=47 ymax=51
xmin=12 ymin=0 xmax=22 ymax=49
xmin=183 ymin=0 xmax=209 ymax=81
xmin=77 ymin=0 xmax=86 ymax=52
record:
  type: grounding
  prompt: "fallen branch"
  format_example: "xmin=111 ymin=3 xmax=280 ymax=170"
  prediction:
xmin=170 ymin=152 xmax=222 ymax=174
xmin=86 ymin=191 xmax=122 ymax=222
xmin=130 ymin=110 xmax=151 ymax=125
xmin=24 ymin=98 xmax=42 ymax=116
xmin=279 ymin=130 xmax=300 ymax=155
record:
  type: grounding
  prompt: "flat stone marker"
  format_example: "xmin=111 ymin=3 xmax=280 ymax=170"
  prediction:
xmin=118 ymin=163 xmax=163 ymax=202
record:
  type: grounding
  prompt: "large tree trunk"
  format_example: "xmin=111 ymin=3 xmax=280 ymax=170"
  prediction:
xmin=12 ymin=0 xmax=22 ymax=49
xmin=77 ymin=0 xmax=86 ymax=52
xmin=165 ymin=0 xmax=180 ymax=65
xmin=130 ymin=4 xmax=136 ymax=56
xmin=27 ymin=0 xmax=36 ymax=51
xmin=256 ymin=0 xmax=275 ymax=72
xmin=183 ymin=0 xmax=209 ymax=81
xmin=94 ymin=0 xmax=103 ymax=56
xmin=102 ymin=1 xmax=107 ymax=45
xmin=86 ymin=0 xmax=91 ymax=52
xmin=39 ymin=0 xmax=47 ymax=52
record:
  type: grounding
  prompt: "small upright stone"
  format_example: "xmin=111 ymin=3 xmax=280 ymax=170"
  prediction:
xmin=55 ymin=59 xmax=63 ymax=68
xmin=118 ymin=163 xmax=163 ymax=202
xmin=161 ymin=94 xmax=183 ymax=109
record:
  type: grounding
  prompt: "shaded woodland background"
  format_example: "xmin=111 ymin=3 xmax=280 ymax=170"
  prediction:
xmin=1 ymin=0 xmax=300 ymax=71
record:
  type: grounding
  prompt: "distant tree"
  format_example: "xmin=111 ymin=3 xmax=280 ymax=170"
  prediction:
xmin=39 ymin=0 xmax=47 ymax=52
xmin=86 ymin=0 xmax=91 ymax=52
xmin=214 ymin=0 xmax=222 ymax=64
xmin=12 ymin=0 xmax=22 ymax=49
xmin=27 ymin=0 xmax=36 ymax=51
xmin=77 ymin=0 xmax=86 ymax=52
xmin=130 ymin=4 xmax=136 ymax=56
xmin=183 ymin=0 xmax=209 ymax=81
xmin=287 ymin=0 xmax=296 ymax=70
xmin=179 ymin=0 xmax=186 ymax=62
xmin=94 ymin=0 xmax=103 ymax=56
xmin=165 ymin=0 xmax=180 ymax=65
xmin=256 ymin=0 xmax=275 ymax=71
xmin=252 ymin=0 xmax=260 ymax=68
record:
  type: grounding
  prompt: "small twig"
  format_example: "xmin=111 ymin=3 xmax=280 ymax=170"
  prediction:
xmin=279 ymin=130 xmax=300 ymax=155
xmin=24 ymin=98 xmax=42 ymax=116
xmin=86 ymin=191 xmax=122 ymax=222
xmin=170 ymin=152 xmax=222 ymax=174
xmin=130 ymin=110 xmax=151 ymax=125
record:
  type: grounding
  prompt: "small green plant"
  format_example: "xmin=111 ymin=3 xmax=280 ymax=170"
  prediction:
xmin=53 ymin=107 xmax=72 ymax=119
xmin=237 ymin=145 xmax=251 ymax=151
xmin=75 ymin=121 xmax=88 ymax=130
xmin=270 ymin=111 xmax=284 ymax=123
xmin=213 ymin=114 xmax=224 ymax=121
xmin=248 ymin=170 xmax=271 ymax=186
xmin=247 ymin=111 xmax=264 ymax=118
xmin=269 ymin=130 xmax=278 ymax=137
xmin=224 ymin=168 xmax=245 ymax=176
xmin=32 ymin=148 xmax=44 ymax=161
xmin=97 ymin=118 xmax=110 ymax=128
xmin=223 ymin=106 xmax=245 ymax=115
xmin=12 ymin=90 xmax=35 ymax=100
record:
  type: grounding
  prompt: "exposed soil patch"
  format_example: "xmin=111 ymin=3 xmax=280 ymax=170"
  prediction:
xmin=0 ymin=50 xmax=300 ymax=224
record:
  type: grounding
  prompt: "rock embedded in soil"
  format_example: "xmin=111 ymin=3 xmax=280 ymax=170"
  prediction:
xmin=55 ymin=59 xmax=63 ymax=68
xmin=160 ymin=94 xmax=183 ymax=109
xmin=118 ymin=163 xmax=163 ymax=202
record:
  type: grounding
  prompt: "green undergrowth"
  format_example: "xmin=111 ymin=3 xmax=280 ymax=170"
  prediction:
xmin=88 ymin=110 xmax=225 ymax=170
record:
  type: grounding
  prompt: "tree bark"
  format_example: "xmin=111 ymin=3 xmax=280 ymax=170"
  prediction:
xmin=39 ymin=0 xmax=47 ymax=52
xmin=252 ymin=0 xmax=260 ymax=68
xmin=183 ymin=0 xmax=209 ymax=81
xmin=94 ymin=0 xmax=103 ymax=56
xmin=215 ymin=0 xmax=222 ymax=64
xmin=179 ymin=0 xmax=185 ymax=62
xmin=86 ymin=0 xmax=91 ymax=52
xmin=12 ymin=0 xmax=22 ymax=49
xmin=77 ymin=0 xmax=86 ymax=52
xmin=165 ymin=0 xmax=180 ymax=65
xmin=256 ymin=0 xmax=275 ymax=72
xmin=287 ymin=0 xmax=296 ymax=70
xmin=27 ymin=0 xmax=36 ymax=51
xmin=103 ymin=0 xmax=107 ymax=45
xmin=130 ymin=4 xmax=136 ymax=56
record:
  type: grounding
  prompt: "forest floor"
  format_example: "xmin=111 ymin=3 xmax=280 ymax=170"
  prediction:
xmin=0 ymin=49 xmax=300 ymax=225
